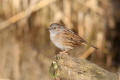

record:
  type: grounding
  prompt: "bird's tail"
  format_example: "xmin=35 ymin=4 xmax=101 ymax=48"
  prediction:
xmin=82 ymin=42 xmax=98 ymax=49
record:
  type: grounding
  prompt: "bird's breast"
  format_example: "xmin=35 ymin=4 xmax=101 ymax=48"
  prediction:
xmin=50 ymin=33 xmax=65 ymax=50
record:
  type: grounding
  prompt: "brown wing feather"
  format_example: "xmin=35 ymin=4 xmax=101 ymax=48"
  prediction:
xmin=58 ymin=29 xmax=86 ymax=47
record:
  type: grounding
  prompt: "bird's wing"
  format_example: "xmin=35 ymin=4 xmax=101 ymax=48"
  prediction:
xmin=66 ymin=29 xmax=86 ymax=42
xmin=58 ymin=29 xmax=86 ymax=47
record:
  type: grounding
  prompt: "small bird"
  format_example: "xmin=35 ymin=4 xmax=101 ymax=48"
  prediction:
xmin=48 ymin=23 xmax=97 ymax=53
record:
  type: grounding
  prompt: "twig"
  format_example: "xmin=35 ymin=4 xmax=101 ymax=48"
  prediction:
xmin=80 ymin=47 xmax=95 ymax=59
xmin=0 ymin=0 xmax=56 ymax=31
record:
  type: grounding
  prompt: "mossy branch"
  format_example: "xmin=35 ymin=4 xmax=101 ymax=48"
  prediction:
xmin=49 ymin=53 xmax=119 ymax=80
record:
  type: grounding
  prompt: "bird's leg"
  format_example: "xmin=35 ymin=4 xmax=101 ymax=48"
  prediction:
xmin=60 ymin=49 xmax=71 ymax=54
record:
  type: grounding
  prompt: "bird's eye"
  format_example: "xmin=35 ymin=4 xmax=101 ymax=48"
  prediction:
xmin=53 ymin=27 xmax=56 ymax=29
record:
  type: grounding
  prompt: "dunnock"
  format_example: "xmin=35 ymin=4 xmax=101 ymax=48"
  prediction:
xmin=48 ymin=23 xmax=97 ymax=53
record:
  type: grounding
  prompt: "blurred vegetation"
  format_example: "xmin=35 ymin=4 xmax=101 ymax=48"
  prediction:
xmin=0 ymin=0 xmax=119 ymax=80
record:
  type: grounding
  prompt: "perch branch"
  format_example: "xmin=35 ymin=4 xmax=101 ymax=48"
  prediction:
xmin=49 ymin=53 xmax=119 ymax=80
xmin=0 ymin=0 xmax=56 ymax=31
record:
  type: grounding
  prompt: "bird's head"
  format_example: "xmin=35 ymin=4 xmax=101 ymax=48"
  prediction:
xmin=48 ymin=23 xmax=65 ymax=33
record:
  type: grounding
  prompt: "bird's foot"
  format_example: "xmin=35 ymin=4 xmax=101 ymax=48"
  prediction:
xmin=59 ymin=49 xmax=71 ymax=54
xmin=60 ymin=51 xmax=68 ymax=54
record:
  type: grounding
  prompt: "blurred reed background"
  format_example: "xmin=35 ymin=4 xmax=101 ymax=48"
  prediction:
xmin=0 ymin=0 xmax=119 ymax=80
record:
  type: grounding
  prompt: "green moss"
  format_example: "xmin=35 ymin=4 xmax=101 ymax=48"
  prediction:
xmin=49 ymin=61 xmax=61 ymax=78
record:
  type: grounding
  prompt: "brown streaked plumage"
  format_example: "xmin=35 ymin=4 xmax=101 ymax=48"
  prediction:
xmin=48 ymin=23 xmax=97 ymax=53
